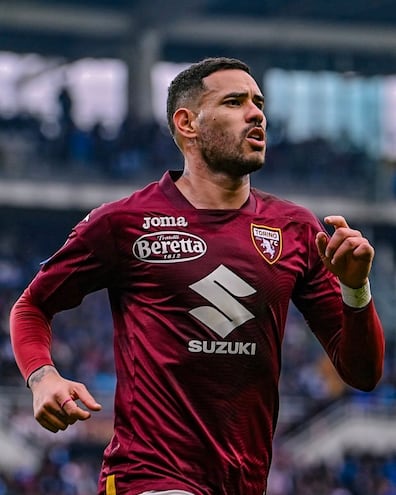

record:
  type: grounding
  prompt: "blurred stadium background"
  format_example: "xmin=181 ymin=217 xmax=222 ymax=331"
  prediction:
xmin=1 ymin=1 xmax=396 ymax=493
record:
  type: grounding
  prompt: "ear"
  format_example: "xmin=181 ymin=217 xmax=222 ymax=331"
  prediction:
xmin=173 ymin=108 xmax=198 ymax=139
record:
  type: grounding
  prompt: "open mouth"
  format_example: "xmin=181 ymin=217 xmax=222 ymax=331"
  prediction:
xmin=246 ymin=127 xmax=265 ymax=147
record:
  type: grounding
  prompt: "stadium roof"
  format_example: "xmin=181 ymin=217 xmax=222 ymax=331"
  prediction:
xmin=1 ymin=0 xmax=396 ymax=74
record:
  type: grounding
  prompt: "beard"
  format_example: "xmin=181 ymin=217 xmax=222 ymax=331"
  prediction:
xmin=197 ymin=125 xmax=265 ymax=178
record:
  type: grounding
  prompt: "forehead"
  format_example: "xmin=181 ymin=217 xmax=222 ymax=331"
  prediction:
xmin=202 ymin=69 xmax=263 ymax=99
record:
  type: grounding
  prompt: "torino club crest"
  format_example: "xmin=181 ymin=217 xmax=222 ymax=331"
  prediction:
xmin=251 ymin=224 xmax=282 ymax=264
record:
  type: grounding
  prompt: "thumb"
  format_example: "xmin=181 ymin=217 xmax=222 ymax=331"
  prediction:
xmin=315 ymin=231 xmax=328 ymax=259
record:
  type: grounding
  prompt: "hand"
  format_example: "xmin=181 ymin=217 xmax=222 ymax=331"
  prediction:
xmin=315 ymin=215 xmax=374 ymax=289
xmin=28 ymin=365 xmax=102 ymax=433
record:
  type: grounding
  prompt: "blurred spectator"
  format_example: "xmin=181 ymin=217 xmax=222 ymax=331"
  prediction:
xmin=2 ymin=445 xmax=396 ymax=494
xmin=0 ymin=90 xmax=378 ymax=195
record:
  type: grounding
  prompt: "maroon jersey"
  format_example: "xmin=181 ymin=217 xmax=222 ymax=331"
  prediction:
xmin=21 ymin=171 xmax=380 ymax=495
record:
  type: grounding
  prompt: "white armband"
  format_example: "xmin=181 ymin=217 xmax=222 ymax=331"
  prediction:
xmin=340 ymin=280 xmax=372 ymax=308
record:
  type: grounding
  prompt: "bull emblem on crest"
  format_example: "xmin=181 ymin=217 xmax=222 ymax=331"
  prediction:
xmin=251 ymin=224 xmax=282 ymax=264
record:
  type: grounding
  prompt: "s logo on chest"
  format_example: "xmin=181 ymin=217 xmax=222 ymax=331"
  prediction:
xmin=189 ymin=264 xmax=256 ymax=337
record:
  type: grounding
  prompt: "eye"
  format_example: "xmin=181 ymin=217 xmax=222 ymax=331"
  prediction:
xmin=225 ymin=98 xmax=241 ymax=106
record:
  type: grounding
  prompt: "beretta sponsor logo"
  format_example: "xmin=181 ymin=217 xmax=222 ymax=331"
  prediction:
xmin=133 ymin=230 xmax=207 ymax=263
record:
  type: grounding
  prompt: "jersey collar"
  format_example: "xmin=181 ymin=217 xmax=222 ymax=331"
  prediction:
xmin=159 ymin=170 xmax=257 ymax=212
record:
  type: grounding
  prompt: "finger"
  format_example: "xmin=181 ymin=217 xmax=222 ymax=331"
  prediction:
xmin=39 ymin=417 xmax=60 ymax=433
xmin=331 ymin=238 xmax=374 ymax=265
xmin=41 ymin=397 xmax=79 ymax=427
xmin=325 ymin=228 xmax=362 ymax=258
xmin=36 ymin=409 xmax=70 ymax=432
xmin=327 ymin=237 xmax=363 ymax=265
xmin=61 ymin=398 xmax=92 ymax=421
xmin=60 ymin=396 xmax=74 ymax=410
xmin=353 ymin=241 xmax=375 ymax=259
xmin=71 ymin=385 xmax=102 ymax=412
xmin=324 ymin=215 xmax=349 ymax=229
xmin=59 ymin=397 xmax=89 ymax=422
xmin=315 ymin=232 xmax=329 ymax=260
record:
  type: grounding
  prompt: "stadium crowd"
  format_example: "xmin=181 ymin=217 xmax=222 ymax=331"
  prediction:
xmin=2 ymin=443 xmax=396 ymax=494
xmin=0 ymin=86 xmax=380 ymax=199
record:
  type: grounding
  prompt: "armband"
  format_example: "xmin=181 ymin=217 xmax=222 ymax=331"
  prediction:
xmin=340 ymin=280 xmax=372 ymax=308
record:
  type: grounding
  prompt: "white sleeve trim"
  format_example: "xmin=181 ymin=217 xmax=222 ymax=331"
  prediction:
xmin=340 ymin=280 xmax=372 ymax=309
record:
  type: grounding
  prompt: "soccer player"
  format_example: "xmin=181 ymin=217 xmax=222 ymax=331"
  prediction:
xmin=10 ymin=57 xmax=384 ymax=495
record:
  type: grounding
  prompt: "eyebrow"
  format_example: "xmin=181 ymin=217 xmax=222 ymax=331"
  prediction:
xmin=224 ymin=91 xmax=264 ymax=105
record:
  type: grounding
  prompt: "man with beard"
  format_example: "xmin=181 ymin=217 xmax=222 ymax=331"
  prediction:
xmin=10 ymin=57 xmax=384 ymax=495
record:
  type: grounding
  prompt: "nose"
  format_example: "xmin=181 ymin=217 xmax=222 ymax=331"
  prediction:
xmin=247 ymin=102 xmax=265 ymax=127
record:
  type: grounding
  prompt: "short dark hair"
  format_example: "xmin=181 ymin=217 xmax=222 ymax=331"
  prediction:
xmin=166 ymin=57 xmax=251 ymax=136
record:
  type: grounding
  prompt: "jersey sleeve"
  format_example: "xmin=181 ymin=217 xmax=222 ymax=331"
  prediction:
xmin=28 ymin=206 xmax=119 ymax=316
xmin=319 ymin=300 xmax=384 ymax=391
xmin=10 ymin=206 xmax=119 ymax=382
xmin=292 ymin=218 xmax=385 ymax=391
xmin=10 ymin=288 xmax=54 ymax=383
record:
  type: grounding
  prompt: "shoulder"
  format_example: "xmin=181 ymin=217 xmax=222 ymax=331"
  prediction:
xmin=252 ymin=188 xmax=321 ymax=228
xmin=67 ymin=181 xmax=163 ymax=245
xmin=83 ymin=180 xmax=163 ymax=223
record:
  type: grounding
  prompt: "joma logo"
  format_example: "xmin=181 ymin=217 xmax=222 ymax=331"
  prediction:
xmin=142 ymin=216 xmax=188 ymax=230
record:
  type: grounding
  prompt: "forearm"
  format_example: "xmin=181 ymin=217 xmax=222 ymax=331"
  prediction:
xmin=10 ymin=289 xmax=54 ymax=383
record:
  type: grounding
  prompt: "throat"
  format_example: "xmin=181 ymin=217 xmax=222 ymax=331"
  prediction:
xmin=175 ymin=173 xmax=250 ymax=209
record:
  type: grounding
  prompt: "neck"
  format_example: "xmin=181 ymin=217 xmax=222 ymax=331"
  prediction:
xmin=175 ymin=163 xmax=251 ymax=209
